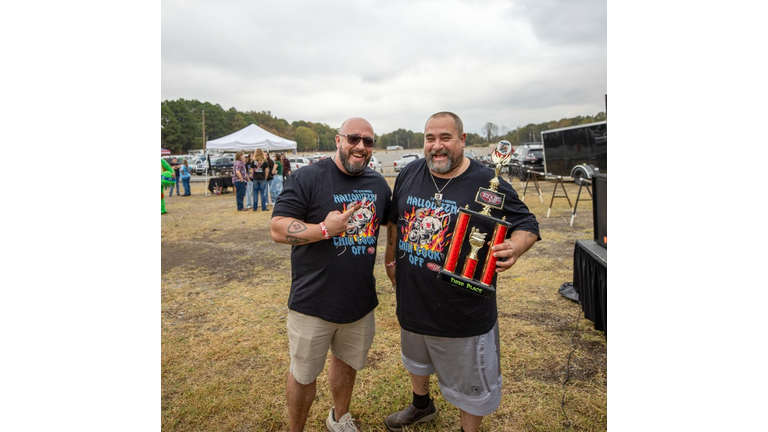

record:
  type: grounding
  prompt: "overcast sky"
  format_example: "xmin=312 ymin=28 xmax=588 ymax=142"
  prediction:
xmin=161 ymin=0 xmax=606 ymax=135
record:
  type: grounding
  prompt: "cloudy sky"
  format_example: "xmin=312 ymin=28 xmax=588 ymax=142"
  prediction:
xmin=161 ymin=0 xmax=606 ymax=135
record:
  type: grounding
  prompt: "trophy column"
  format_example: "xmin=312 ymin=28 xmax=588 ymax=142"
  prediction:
xmin=480 ymin=223 xmax=509 ymax=285
xmin=443 ymin=210 xmax=471 ymax=273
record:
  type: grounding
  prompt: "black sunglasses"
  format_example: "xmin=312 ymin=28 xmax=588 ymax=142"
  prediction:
xmin=338 ymin=133 xmax=376 ymax=148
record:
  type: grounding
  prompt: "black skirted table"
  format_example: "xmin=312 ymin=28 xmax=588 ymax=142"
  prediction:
xmin=207 ymin=177 xmax=234 ymax=193
xmin=573 ymin=240 xmax=607 ymax=334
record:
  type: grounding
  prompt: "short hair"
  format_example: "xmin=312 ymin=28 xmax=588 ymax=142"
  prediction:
xmin=425 ymin=112 xmax=463 ymax=135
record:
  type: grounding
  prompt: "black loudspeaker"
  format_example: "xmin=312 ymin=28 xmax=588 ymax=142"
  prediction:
xmin=592 ymin=174 xmax=607 ymax=248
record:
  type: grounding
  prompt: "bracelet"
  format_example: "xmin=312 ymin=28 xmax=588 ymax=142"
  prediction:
xmin=319 ymin=222 xmax=330 ymax=239
xmin=385 ymin=260 xmax=396 ymax=268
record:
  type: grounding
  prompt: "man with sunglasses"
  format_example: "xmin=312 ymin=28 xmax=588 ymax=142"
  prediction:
xmin=383 ymin=112 xmax=540 ymax=432
xmin=270 ymin=117 xmax=391 ymax=432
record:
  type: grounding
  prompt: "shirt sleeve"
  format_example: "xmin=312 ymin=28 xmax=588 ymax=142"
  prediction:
xmin=272 ymin=167 xmax=310 ymax=221
xmin=388 ymin=176 xmax=401 ymax=225
xmin=498 ymin=177 xmax=541 ymax=240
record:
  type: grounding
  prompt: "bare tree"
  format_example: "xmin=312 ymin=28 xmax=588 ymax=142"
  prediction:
xmin=482 ymin=122 xmax=499 ymax=143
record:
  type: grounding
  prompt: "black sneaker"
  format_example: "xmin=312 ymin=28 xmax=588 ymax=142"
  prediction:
xmin=383 ymin=399 xmax=438 ymax=431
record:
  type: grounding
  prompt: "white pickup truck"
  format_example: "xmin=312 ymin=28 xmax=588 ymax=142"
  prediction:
xmin=393 ymin=153 xmax=422 ymax=172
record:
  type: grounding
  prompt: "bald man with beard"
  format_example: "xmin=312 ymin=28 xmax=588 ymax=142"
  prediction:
xmin=271 ymin=117 xmax=392 ymax=432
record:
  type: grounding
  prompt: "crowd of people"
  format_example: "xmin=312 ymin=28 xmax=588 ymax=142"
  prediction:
xmin=232 ymin=150 xmax=290 ymax=211
xmin=162 ymin=152 xmax=292 ymax=213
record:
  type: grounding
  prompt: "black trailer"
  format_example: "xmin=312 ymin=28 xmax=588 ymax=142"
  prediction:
xmin=540 ymin=121 xmax=606 ymax=184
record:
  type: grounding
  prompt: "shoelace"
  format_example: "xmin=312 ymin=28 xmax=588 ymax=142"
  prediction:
xmin=335 ymin=414 xmax=358 ymax=432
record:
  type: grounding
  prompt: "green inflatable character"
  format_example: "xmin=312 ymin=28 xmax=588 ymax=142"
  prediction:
xmin=161 ymin=158 xmax=175 ymax=214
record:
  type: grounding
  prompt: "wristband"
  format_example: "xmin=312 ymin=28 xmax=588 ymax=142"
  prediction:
xmin=319 ymin=222 xmax=330 ymax=239
xmin=385 ymin=260 xmax=396 ymax=268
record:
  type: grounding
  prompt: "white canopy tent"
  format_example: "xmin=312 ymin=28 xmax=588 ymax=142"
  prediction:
xmin=203 ymin=124 xmax=297 ymax=196
xmin=206 ymin=123 xmax=297 ymax=152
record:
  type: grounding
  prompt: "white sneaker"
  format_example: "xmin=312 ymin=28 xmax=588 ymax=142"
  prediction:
xmin=326 ymin=407 xmax=359 ymax=432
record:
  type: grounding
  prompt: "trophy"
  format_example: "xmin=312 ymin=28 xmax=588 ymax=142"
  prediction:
xmin=437 ymin=140 xmax=515 ymax=299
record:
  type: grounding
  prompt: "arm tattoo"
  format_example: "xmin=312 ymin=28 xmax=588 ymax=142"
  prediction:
xmin=287 ymin=220 xmax=307 ymax=234
xmin=286 ymin=235 xmax=309 ymax=244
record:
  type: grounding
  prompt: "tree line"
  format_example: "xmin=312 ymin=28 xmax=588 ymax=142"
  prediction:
xmin=161 ymin=98 xmax=606 ymax=154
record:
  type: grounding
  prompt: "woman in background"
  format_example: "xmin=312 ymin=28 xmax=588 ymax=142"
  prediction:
xmin=251 ymin=149 xmax=271 ymax=211
xmin=180 ymin=159 xmax=192 ymax=196
xmin=265 ymin=152 xmax=275 ymax=207
xmin=244 ymin=154 xmax=254 ymax=209
xmin=270 ymin=152 xmax=284 ymax=204
xmin=232 ymin=151 xmax=248 ymax=211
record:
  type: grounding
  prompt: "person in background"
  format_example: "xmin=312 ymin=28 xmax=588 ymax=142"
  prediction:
xmin=180 ymin=159 xmax=192 ymax=196
xmin=251 ymin=149 xmax=270 ymax=211
xmin=244 ymin=154 xmax=254 ymax=210
xmin=266 ymin=152 xmax=275 ymax=208
xmin=232 ymin=151 xmax=248 ymax=211
xmin=282 ymin=153 xmax=292 ymax=179
xmin=270 ymin=117 xmax=391 ymax=432
xmin=161 ymin=158 xmax=175 ymax=214
xmin=271 ymin=152 xmax=284 ymax=204
xmin=383 ymin=112 xmax=540 ymax=432
xmin=169 ymin=157 xmax=181 ymax=196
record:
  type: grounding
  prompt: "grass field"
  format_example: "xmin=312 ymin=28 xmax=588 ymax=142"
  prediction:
xmin=161 ymin=176 xmax=606 ymax=431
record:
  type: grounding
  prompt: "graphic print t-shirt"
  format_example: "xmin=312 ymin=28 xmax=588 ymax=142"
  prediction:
xmin=253 ymin=160 xmax=269 ymax=181
xmin=273 ymin=158 xmax=392 ymax=323
xmin=389 ymin=158 xmax=540 ymax=337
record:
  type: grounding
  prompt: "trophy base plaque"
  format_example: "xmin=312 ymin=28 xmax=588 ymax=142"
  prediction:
xmin=437 ymin=269 xmax=496 ymax=299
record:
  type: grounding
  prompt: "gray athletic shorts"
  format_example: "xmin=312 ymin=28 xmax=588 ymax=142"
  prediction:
xmin=287 ymin=309 xmax=375 ymax=385
xmin=400 ymin=321 xmax=501 ymax=416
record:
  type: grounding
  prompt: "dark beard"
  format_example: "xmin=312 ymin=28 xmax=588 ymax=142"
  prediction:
xmin=339 ymin=148 xmax=370 ymax=175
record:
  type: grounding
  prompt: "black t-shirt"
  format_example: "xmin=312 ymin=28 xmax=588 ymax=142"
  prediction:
xmin=267 ymin=159 xmax=275 ymax=180
xmin=253 ymin=160 xmax=269 ymax=181
xmin=388 ymin=158 xmax=540 ymax=337
xmin=272 ymin=158 xmax=392 ymax=323
xmin=245 ymin=161 xmax=253 ymax=180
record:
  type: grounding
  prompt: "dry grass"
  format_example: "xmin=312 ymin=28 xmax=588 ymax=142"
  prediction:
xmin=161 ymin=177 xmax=606 ymax=431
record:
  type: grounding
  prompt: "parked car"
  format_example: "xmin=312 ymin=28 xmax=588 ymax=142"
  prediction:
xmin=477 ymin=155 xmax=494 ymax=168
xmin=393 ymin=153 xmax=422 ymax=172
xmin=312 ymin=153 xmax=328 ymax=162
xmin=194 ymin=158 xmax=208 ymax=175
xmin=287 ymin=156 xmax=311 ymax=171
xmin=368 ymin=156 xmax=383 ymax=172
xmin=209 ymin=156 xmax=236 ymax=176
xmin=508 ymin=144 xmax=544 ymax=181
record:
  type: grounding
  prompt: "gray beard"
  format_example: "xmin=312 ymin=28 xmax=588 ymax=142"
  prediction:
xmin=339 ymin=149 xmax=370 ymax=175
xmin=426 ymin=151 xmax=456 ymax=174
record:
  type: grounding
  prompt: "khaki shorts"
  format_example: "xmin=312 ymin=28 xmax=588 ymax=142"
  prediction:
xmin=287 ymin=309 xmax=376 ymax=385
xmin=400 ymin=322 xmax=502 ymax=416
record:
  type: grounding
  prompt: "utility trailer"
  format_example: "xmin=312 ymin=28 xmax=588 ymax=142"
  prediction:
xmin=540 ymin=121 xmax=607 ymax=184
